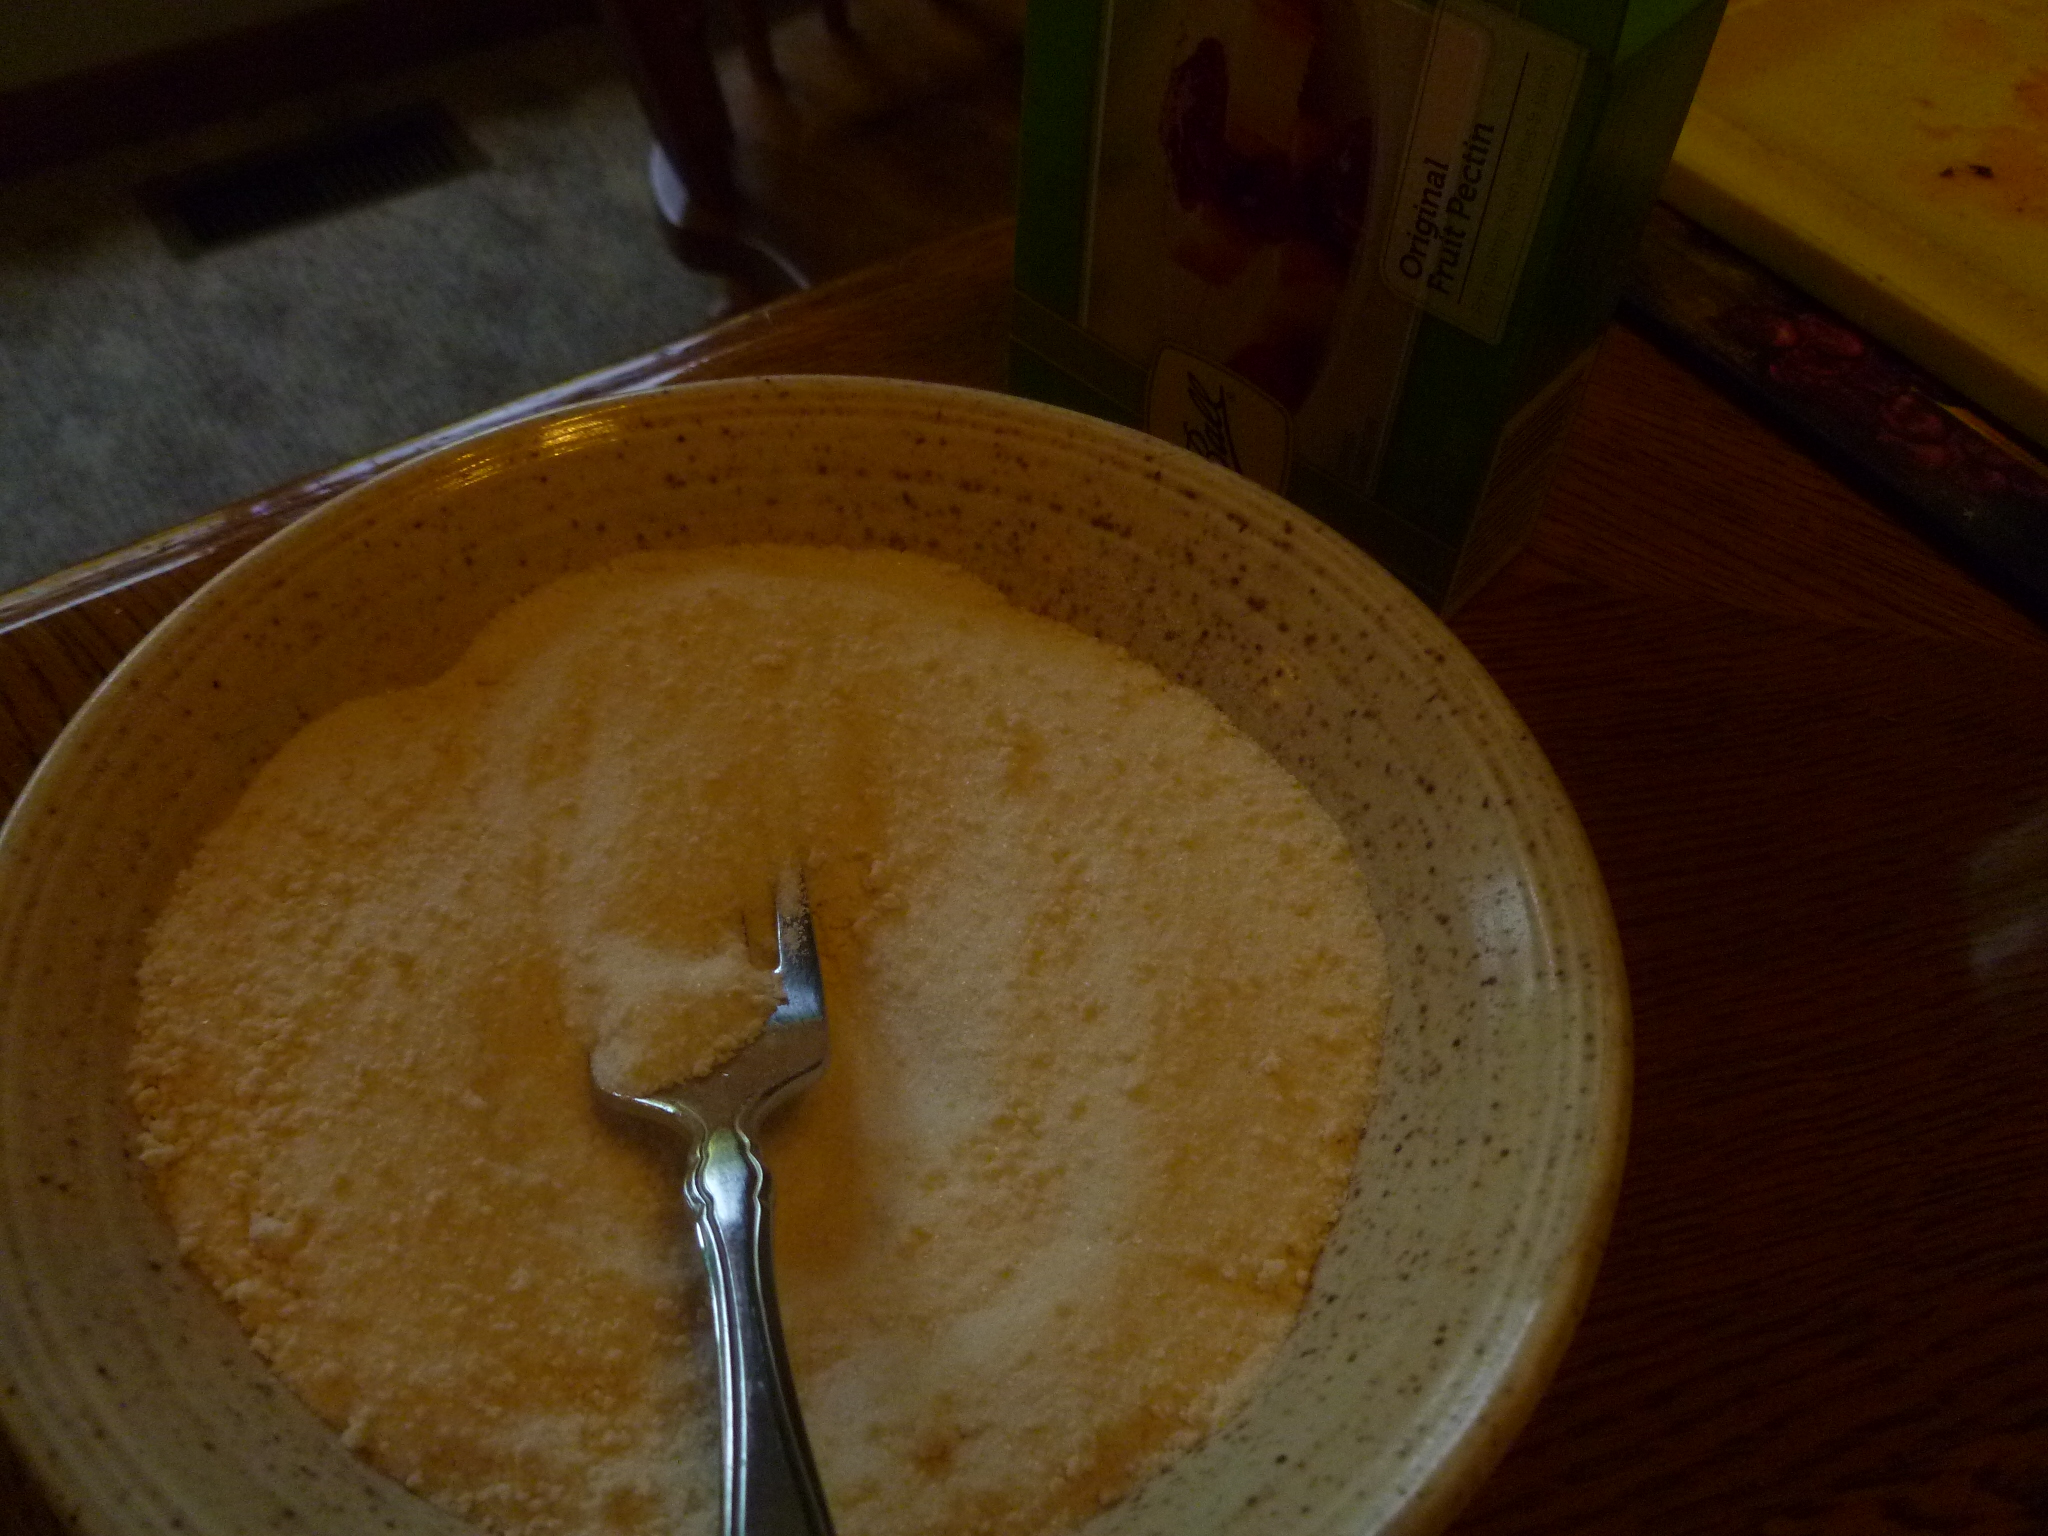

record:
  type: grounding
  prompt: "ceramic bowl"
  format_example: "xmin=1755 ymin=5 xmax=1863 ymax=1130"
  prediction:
xmin=0 ymin=377 xmax=1626 ymax=1536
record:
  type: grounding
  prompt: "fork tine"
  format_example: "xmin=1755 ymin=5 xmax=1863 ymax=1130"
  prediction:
xmin=770 ymin=874 xmax=825 ymax=1028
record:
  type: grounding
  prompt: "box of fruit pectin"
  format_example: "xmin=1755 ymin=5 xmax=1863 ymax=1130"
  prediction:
xmin=1010 ymin=0 xmax=1725 ymax=611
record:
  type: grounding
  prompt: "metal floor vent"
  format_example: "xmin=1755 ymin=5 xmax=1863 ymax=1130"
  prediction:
xmin=143 ymin=103 xmax=486 ymax=254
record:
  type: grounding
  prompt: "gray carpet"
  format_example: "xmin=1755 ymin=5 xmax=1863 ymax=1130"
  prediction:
xmin=0 ymin=25 xmax=722 ymax=595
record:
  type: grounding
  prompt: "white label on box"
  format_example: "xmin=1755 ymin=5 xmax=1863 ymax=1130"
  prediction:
xmin=1380 ymin=1 xmax=1585 ymax=344
xmin=1146 ymin=348 xmax=1293 ymax=492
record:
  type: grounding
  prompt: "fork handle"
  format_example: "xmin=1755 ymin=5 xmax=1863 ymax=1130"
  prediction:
xmin=685 ymin=1124 xmax=836 ymax=1536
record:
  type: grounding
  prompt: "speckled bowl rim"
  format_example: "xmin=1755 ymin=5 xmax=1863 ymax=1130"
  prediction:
xmin=0 ymin=376 xmax=1628 ymax=1536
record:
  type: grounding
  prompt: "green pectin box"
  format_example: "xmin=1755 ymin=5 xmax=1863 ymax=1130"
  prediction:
xmin=1009 ymin=0 xmax=1725 ymax=610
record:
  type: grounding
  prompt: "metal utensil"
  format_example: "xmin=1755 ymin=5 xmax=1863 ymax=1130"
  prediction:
xmin=594 ymin=878 xmax=835 ymax=1536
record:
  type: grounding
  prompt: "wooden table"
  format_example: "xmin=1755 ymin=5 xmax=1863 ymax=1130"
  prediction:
xmin=4 ymin=218 xmax=2046 ymax=1536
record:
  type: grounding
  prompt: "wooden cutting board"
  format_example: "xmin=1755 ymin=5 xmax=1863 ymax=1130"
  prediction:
xmin=1665 ymin=0 xmax=2048 ymax=446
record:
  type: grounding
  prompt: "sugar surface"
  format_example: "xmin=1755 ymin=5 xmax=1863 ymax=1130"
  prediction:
xmin=129 ymin=547 xmax=1386 ymax=1536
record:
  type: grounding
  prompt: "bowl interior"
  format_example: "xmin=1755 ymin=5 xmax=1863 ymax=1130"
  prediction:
xmin=0 ymin=377 xmax=1626 ymax=1536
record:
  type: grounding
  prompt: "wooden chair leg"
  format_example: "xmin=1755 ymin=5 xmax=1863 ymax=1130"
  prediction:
xmin=733 ymin=0 xmax=783 ymax=88
xmin=648 ymin=142 xmax=808 ymax=307
xmin=598 ymin=0 xmax=740 ymax=220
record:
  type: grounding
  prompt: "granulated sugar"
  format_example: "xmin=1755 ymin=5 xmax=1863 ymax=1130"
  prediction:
xmin=129 ymin=546 xmax=1386 ymax=1536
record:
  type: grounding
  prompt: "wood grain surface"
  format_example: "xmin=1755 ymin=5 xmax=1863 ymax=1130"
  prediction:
xmin=3 ymin=216 xmax=2044 ymax=1536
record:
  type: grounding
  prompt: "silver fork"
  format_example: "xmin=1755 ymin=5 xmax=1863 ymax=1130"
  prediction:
xmin=594 ymin=877 xmax=835 ymax=1536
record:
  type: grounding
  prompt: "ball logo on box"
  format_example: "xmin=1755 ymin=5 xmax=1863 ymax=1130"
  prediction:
xmin=1146 ymin=347 xmax=1293 ymax=492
